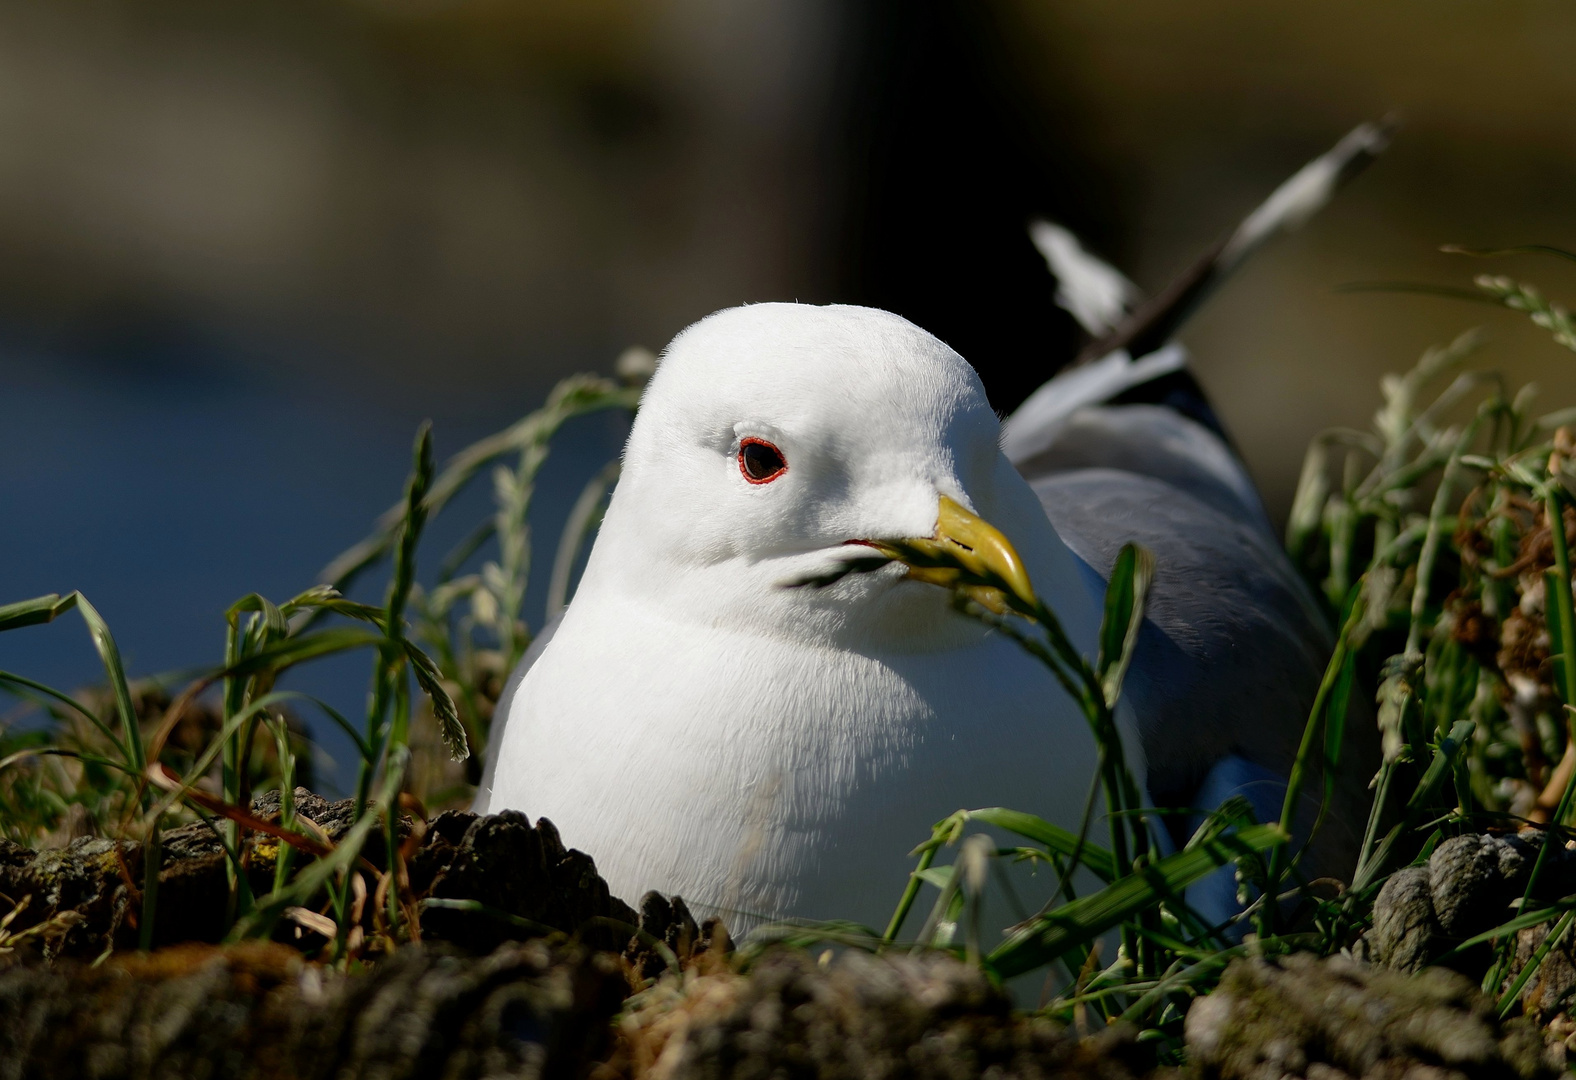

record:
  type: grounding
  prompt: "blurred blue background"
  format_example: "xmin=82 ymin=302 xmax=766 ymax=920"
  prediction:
xmin=3 ymin=0 xmax=1575 ymax=791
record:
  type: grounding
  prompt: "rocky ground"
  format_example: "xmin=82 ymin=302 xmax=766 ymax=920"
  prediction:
xmin=0 ymin=793 xmax=1571 ymax=1079
xmin=1366 ymin=832 xmax=1576 ymax=1050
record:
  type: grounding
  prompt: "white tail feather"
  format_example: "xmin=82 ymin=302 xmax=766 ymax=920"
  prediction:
xmin=1001 ymin=343 xmax=1188 ymax=465
xmin=1029 ymin=219 xmax=1138 ymax=336
xmin=1219 ymin=121 xmax=1392 ymax=270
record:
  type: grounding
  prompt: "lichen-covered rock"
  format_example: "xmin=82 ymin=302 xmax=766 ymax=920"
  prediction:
xmin=1184 ymin=953 xmax=1555 ymax=1079
xmin=1367 ymin=832 xmax=1576 ymax=988
xmin=607 ymin=947 xmax=1157 ymax=1080
xmin=0 ymin=939 xmax=626 ymax=1080
xmin=1512 ymin=922 xmax=1576 ymax=1026
xmin=1369 ymin=867 xmax=1439 ymax=974
xmin=245 ymin=788 xmax=380 ymax=844
xmin=1427 ymin=834 xmax=1533 ymax=938
xmin=0 ymin=835 xmax=141 ymax=960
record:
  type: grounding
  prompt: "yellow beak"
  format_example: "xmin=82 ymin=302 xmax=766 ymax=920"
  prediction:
xmin=866 ymin=495 xmax=1038 ymax=616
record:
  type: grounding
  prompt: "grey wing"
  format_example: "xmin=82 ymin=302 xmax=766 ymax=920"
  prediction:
xmin=1014 ymin=404 xmax=1271 ymax=532
xmin=1030 ymin=465 xmax=1327 ymax=800
xmin=472 ymin=617 xmax=561 ymax=813
xmin=1018 ymin=405 xmax=1375 ymax=871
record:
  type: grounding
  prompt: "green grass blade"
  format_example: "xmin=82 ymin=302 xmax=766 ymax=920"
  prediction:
xmin=294 ymin=694 xmax=372 ymax=762
xmin=225 ymin=593 xmax=287 ymax=639
xmin=219 ymin=627 xmax=389 ymax=681
xmin=955 ymin=807 xmax=1117 ymax=882
xmin=385 ymin=422 xmax=434 ymax=637
xmin=70 ymin=593 xmax=145 ymax=777
xmin=418 ymin=897 xmax=561 ymax=939
xmin=0 ymin=670 xmax=127 ymax=757
xmin=988 ymin=823 xmax=1286 ymax=978
xmin=0 ymin=746 xmax=143 ymax=779
xmin=1262 ymin=583 xmax=1366 ymax=932
xmin=1320 ymin=651 xmax=1356 ymax=815
xmin=277 ymin=586 xmax=385 ymax=627
xmin=1114 ymin=941 xmax=1264 ymax=1026
xmin=1441 ymin=243 xmax=1576 ymax=265
xmin=0 ymin=592 xmax=145 ymax=780
xmin=1434 ymin=895 xmax=1576 ymax=962
xmin=1096 ymin=543 xmax=1154 ymax=709
xmin=143 ymin=690 xmax=307 ymax=823
xmin=0 ymin=593 xmax=77 ymax=633
xmin=1351 ymin=719 xmax=1475 ymax=893
xmin=1546 ymin=488 xmax=1576 ymax=737
xmin=1286 ymin=439 xmax=1331 ymax=558
xmin=1498 ymin=909 xmax=1576 ymax=1017
xmin=355 ymin=424 xmax=437 ymax=820
xmin=402 ymin=640 xmax=467 ymax=761
xmin=436 ymin=519 xmax=496 ymax=585
xmin=228 ymin=746 xmax=412 ymax=942
xmin=312 ymin=377 xmax=639 ymax=600
xmin=882 ymin=844 xmax=937 ymax=944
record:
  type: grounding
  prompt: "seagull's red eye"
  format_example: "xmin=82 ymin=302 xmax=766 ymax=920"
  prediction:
xmin=739 ymin=438 xmax=787 ymax=484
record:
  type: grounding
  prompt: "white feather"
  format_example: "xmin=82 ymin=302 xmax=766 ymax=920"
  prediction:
xmin=999 ymin=343 xmax=1188 ymax=465
xmin=1219 ymin=121 xmax=1391 ymax=269
xmin=1029 ymin=219 xmax=1138 ymax=336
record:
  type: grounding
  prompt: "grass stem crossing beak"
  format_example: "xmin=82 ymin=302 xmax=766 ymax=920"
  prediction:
xmin=866 ymin=496 xmax=1038 ymax=615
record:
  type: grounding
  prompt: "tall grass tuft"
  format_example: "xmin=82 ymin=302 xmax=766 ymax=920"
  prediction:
xmin=0 ymin=367 xmax=643 ymax=959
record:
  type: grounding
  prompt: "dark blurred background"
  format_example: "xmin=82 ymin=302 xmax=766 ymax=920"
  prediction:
xmin=4 ymin=0 xmax=1575 ymax=789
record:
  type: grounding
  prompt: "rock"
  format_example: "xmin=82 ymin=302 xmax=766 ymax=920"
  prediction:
xmin=147 ymin=848 xmax=231 ymax=948
xmin=1367 ymin=832 xmax=1576 ymax=983
xmin=0 ymin=839 xmax=31 ymax=871
xmin=247 ymin=787 xmax=335 ymax=830
xmin=0 ymin=939 xmax=1172 ymax=1079
xmin=0 ymin=835 xmax=141 ymax=961
xmin=247 ymin=787 xmax=409 ymax=848
xmin=419 ymin=809 xmax=559 ymax=950
xmin=608 ymin=946 xmax=1157 ymax=1080
xmin=1185 ymin=953 xmax=1555 ymax=1080
xmin=0 ymin=939 xmax=625 ymax=1080
xmin=1512 ymin=922 xmax=1576 ymax=1025
xmin=1428 ymin=835 xmax=1532 ymax=938
xmin=1369 ymin=867 xmax=1439 ymax=973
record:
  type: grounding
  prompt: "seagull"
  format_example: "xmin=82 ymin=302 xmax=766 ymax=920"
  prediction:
xmin=477 ymin=121 xmax=1392 ymax=932
xmin=481 ymin=301 xmax=1123 ymax=928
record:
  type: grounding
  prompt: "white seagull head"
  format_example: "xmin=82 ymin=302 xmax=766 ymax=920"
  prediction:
xmin=580 ymin=302 xmax=1081 ymax=653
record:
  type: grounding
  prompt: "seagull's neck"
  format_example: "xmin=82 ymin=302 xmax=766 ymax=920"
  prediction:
xmin=572 ymin=540 xmax=994 ymax=658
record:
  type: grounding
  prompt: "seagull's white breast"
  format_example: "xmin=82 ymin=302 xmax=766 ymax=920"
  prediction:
xmin=486 ymin=585 xmax=1107 ymax=931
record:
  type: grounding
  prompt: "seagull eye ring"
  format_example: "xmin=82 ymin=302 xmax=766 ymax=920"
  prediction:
xmin=738 ymin=438 xmax=788 ymax=484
